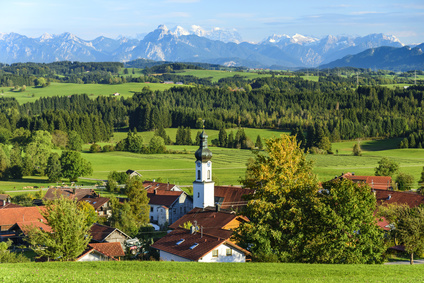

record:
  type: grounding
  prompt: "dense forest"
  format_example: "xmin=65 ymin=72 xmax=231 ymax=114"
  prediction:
xmin=0 ymin=62 xmax=424 ymax=153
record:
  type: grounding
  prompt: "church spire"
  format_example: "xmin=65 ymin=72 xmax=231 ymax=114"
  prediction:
xmin=195 ymin=129 xmax=212 ymax=162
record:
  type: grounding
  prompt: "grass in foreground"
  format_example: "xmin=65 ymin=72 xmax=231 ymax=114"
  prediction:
xmin=0 ymin=261 xmax=423 ymax=282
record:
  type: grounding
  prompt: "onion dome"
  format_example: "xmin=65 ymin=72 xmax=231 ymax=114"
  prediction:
xmin=195 ymin=130 xmax=212 ymax=162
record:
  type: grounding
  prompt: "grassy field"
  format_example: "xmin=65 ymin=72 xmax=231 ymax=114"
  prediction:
xmin=1 ymin=128 xmax=423 ymax=193
xmin=177 ymin=69 xmax=273 ymax=82
xmin=0 ymin=82 xmax=176 ymax=104
xmin=0 ymin=261 xmax=423 ymax=282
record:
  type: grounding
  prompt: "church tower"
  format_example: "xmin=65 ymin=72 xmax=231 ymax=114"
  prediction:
xmin=193 ymin=129 xmax=215 ymax=209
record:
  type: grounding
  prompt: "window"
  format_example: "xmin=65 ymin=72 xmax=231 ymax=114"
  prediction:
xmin=150 ymin=206 xmax=153 ymax=212
xmin=176 ymin=239 xmax=185 ymax=245
xmin=197 ymin=170 xmax=201 ymax=180
xmin=226 ymin=249 xmax=232 ymax=256
xmin=212 ymin=249 xmax=218 ymax=257
xmin=207 ymin=170 xmax=210 ymax=180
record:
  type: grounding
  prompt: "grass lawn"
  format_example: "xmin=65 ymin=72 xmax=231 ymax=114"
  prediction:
xmin=0 ymin=82 xmax=177 ymax=104
xmin=0 ymin=261 xmax=423 ymax=282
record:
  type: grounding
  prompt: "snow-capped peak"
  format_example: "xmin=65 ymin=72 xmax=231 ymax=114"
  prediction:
xmin=191 ymin=25 xmax=207 ymax=37
xmin=39 ymin=33 xmax=53 ymax=42
xmin=171 ymin=26 xmax=190 ymax=37
xmin=0 ymin=32 xmax=6 ymax=40
xmin=292 ymin=33 xmax=318 ymax=44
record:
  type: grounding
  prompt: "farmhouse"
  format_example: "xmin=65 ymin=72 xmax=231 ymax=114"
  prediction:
xmin=43 ymin=187 xmax=95 ymax=202
xmin=79 ymin=195 xmax=111 ymax=217
xmin=330 ymin=172 xmax=393 ymax=190
xmin=90 ymin=223 xmax=130 ymax=249
xmin=77 ymin=242 xmax=125 ymax=262
xmin=126 ymin=169 xmax=142 ymax=179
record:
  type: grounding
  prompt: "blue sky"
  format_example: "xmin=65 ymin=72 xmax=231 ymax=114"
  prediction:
xmin=1 ymin=0 xmax=423 ymax=44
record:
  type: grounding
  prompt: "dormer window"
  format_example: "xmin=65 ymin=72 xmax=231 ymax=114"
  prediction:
xmin=190 ymin=243 xmax=199 ymax=250
xmin=176 ymin=239 xmax=185 ymax=245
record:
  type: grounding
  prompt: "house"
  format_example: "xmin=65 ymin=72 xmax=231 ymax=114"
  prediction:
xmin=79 ymin=195 xmax=111 ymax=217
xmin=151 ymin=228 xmax=249 ymax=262
xmin=146 ymin=188 xmax=192 ymax=226
xmin=0 ymin=206 xmax=47 ymax=243
xmin=331 ymin=172 xmax=393 ymax=190
xmin=89 ymin=223 xmax=130 ymax=250
xmin=77 ymin=242 xmax=125 ymax=262
xmin=0 ymin=194 xmax=22 ymax=209
xmin=43 ymin=187 xmax=95 ymax=202
xmin=374 ymin=189 xmax=424 ymax=230
xmin=126 ymin=169 xmax=142 ymax=179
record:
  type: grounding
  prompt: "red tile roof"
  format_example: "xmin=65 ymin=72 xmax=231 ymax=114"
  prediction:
xmin=147 ymin=190 xmax=183 ymax=207
xmin=16 ymin=221 xmax=52 ymax=234
xmin=77 ymin=247 xmax=118 ymax=261
xmin=169 ymin=208 xmax=242 ymax=239
xmin=151 ymin=228 xmax=230 ymax=261
xmin=143 ymin=181 xmax=180 ymax=192
xmin=214 ymin=186 xmax=253 ymax=209
xmin=88 ymin=242 xmax=125 ymax=258
xmin=0 ymin=207 xmax=46 ymax=227
xmin=374 ymin=189 xmax=424 ymax=208
xmin=339 ymin=172 xmax=392 ymax=190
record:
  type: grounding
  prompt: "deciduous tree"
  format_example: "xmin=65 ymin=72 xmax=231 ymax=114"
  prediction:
xmin=60 ymin=151 xmax=92 ymax=182
xmin=375 ymin=157 xmax=399 ymax=177
xmin=26 ymin=197 xmax=95 ymax=261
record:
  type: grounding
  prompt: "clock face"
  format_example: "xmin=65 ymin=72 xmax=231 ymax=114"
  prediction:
xmin=196 ymin=161 xmax=201 ymax=167
xmin=207 ymin=161 xmax=211 ymax=167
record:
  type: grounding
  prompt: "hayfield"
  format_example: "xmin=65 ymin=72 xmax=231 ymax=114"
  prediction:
xmin=0 ymin=261 xmax=423 ymax=282
xmin=177 ymin=69 xmax=273 ymax=82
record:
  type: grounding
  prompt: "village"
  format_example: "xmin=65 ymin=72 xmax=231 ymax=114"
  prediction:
xmin=1 ymin=129 xmax=422 ymax=264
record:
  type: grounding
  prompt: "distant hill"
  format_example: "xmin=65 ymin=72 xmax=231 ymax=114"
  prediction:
xmin=320 ymin=44 xmax=424 ymax=71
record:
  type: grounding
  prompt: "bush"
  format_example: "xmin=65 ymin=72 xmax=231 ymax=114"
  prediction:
xmin=102 ymin=145 xmax=114 ymax=152
xmin=396 ymin=172 xmax=414 ymax=191
xmin=89 ymin=143 xmax=102 ymax=153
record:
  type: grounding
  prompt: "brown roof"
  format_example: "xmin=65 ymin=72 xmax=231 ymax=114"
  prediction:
xmin=77 ymin=247 xmax=118 ymax=261
xmin=214 ymin=186 xmax=253 ymax=209
xmin=90 ymin=223 xmax=129 ymax=242
xmin=0 ymin=207 xmax=46 ymax=227
xmin=374 ymin=189 xmax=424 ymax=208
xmin=0 ymin=202 xmax=22 ymax=209
xmin=339 ymin=172 xmax=392 ymax=190
xmin=0 ymin=194 xmax=10 ymax=201
xmin=43 ymin=188 xmax=95 ymax=202
xmin=88 ymin=242 xmax=125 ymax=257
xmin=143 ymin=181 xmax=180 ymax=192
xmin=169 ymin=208 xmax=242 ymax=239
xmin=147 ymin=190 xmax=183 ymax=207
xmin=79 ymin=196 xmax=110 ymax=211
xmin=151 ymin=228 xmax=230 ymax=261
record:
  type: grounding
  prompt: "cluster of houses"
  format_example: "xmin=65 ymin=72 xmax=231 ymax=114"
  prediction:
xmin=0 ymin=129 xmax=422 ymax=262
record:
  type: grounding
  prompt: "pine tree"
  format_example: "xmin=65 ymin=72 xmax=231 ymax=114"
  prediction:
xmin=255 ymin=135 xmax=263 ymax=150
xmin=218 ymin=128 xmax=227 ymax=147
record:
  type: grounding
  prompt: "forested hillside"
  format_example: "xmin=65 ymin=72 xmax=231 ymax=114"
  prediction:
xmin=0 ymin=72 xmax=423 ymax=152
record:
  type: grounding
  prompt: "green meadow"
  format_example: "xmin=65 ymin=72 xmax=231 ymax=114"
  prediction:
xmin=1 ymin=126 xmax=424 ymax=193
xmin=0 ymin=261 xmax=423 ymax=282
xmin=177 ymin=69 xmax=273 ymax=82
xmin=0 ymin=82 xmax=175 ymax=104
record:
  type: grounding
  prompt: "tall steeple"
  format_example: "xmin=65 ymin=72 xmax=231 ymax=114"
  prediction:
xmin=193 ymin=127 xmax=215 ymax=209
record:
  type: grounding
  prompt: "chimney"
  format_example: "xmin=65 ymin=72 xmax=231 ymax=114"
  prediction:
xmin=387 ymin=194 xmax=392 ymax=200
xmin=154 ymin=188 xmax=157 ymax=195
xmin=190 ymin=226 xmax=195 ymax=234
xmin=73 ymin=188 xmax=76 ymax=194
xmin=215 ymin=203 xmax=221 ymax=212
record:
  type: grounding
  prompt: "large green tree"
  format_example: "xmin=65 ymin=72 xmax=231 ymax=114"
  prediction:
xmin=60 ymin=151 xmax=92 ymax=182
xmin=26 ymin=197 xmax=95 ymax=261
xmin=237 ymin=135 xmax=384 ymax=263
xmin=375 ymin=157 xmax=399 ymax=177
xmin=379 ymin=204 xmax=424 ymax=265
xmin=45 ymin=153 xmax=62 ymax=182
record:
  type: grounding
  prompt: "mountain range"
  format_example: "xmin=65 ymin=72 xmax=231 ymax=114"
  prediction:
xmin=0 ymin=25 xmax=418 ymax=70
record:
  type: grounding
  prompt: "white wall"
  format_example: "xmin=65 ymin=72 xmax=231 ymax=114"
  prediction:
xmin=160 ymin=251 xmax=192 ymax=262
xmin=198 ymin=243 xmax=246 ymax=263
